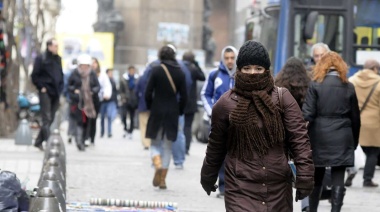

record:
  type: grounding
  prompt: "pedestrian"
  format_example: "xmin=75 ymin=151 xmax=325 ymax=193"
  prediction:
xmin=63 ymin=58 xmax=78 ymax=144
xmin=303 ymin=51 xmax=361 ymax=212
xmin=135 ymin=61 xmax=159 ymax=150
xmin=120 ymin=65 xmax=139 ymax=139
xmin=200 ymin=45 xmax=238 ymax=197
xmin=275 ymin=57 xmax=311 ymax=212
xmin=67 ymin=54 xmax=100 ymax=151
xmin=145 ymin=45 xmax=187 ymax=189
xmin=349 ymin=59 xmax=380 ymax=187
xmin=181 ymin=51 xmax=205 ymax=155
xmin=200 ymin=41 xmax=314 ymax=211
xmin=31 ymin=38 xmax=63 ymax=151
xmin=100 ymin=68 xmax=118 ymax=138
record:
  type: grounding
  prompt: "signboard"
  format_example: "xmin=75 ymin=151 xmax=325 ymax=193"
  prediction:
xmin=157 ymin=22 xmax=189 ymax=46
xmin=56 ymin=33 xmax=114 ymax=71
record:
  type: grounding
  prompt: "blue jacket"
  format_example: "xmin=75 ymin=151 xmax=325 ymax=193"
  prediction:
xmin=201 ymin=61 xmax=235 ymax=117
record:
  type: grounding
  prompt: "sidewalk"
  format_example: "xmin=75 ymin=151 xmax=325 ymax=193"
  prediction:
xmin=1 ymin=119 xmax=380 ymax=211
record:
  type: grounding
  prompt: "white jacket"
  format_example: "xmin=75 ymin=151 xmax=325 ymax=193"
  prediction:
xmin=98 ymin=72 xmax=112 ymax=101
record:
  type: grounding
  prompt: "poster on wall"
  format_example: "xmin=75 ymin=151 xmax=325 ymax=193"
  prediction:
xmin=56 ymin=32 xmax=114 ymax=72
xmin=157 ymin=22 xmax=190 ymax=46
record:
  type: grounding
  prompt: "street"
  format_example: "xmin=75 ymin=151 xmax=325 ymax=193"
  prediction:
xmin=1 ymin=119 xmax=380 ymax=211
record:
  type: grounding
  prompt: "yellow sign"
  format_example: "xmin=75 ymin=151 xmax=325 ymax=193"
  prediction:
xmin=56 ymin=32 xmax=114 ymax=71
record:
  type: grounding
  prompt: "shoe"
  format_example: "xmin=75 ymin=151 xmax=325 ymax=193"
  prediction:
xmin=363 ymin=180 xmax=379 ymax=187
xmin=175 ymin=164 xmax=183 ymax=170
xmin=34 ymin=144 xmax=44 ymax=151
xmin=128 ymin=133 xmax=132 ymax=140
xmin=108 ymin=134 xmax=112 ymax=138
xmin=302 ymin=206 xmax=310 ymax=212
xmin=344 ymin=173 xmax=356 ymax=187
xmin=68 ymin=136 xmax=72 ymax=144
xmin=216 ymin=192 xmax=225 ymax=198
xmin=144 ymin=146 xmax=149 ymax=150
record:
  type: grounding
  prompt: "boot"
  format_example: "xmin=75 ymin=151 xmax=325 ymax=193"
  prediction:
xmin=309 ymin=186 xmax=322 ymax=212
xmin=159 ymin=169 xmax=168 ymax=189
xmin=152 ymin=155 xmax=162 ymax=187
xmin=331 ymin=186 xmax=346 ymax=212
xmin=75 ymin=133 xmax=85 ymax=151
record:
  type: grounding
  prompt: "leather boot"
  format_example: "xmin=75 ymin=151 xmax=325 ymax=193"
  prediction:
xmin=152 ymin=155 xmax=162 ymax=187
xmin=331 ymin=186 xmax=346 ymax=212
xmin=159 ymin=169 xmax=168 ymax=189
xmin=309 ymin=186 xmax=322 ymax=212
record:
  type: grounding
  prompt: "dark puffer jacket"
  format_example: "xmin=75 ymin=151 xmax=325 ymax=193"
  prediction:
xmin=201 ymin=88 xmax=314 ymax=211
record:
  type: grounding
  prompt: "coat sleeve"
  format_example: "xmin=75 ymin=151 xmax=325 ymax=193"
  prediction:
xmin=349 ymin=84 xmax=361 ymax=149
xmin=200 ymin=96 xmax=229 ymax=185
xmin=282 ymin=89 xmax=314 ymax=190
xmin=200 ymin=72 xmax=216 ymax=117
xmin=302 ymin=82 xmax=318 ymax=123
xmin=178 ymin=73 xmax=188 ymax=115
xmin=192 ymin=64 xmax=206 ymax=81
xmin=31 ymin=56 xmax=43 ymax=90
xmin=119 ymin=79 xmax=127 ymax=103
xmin=144 ymin=69 xmax=156 ymax=110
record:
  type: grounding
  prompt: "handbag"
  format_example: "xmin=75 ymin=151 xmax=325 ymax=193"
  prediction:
xmin=161 ymin=64 xmax=177 ymax=93
xmin=277 ymin=87 xmax=296 ymax=184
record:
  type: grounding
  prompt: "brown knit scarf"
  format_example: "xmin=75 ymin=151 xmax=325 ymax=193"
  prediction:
xmin=79 ymin=69 xmax=96 ymax=119
xmin=229 ymin=70 xmax=285 ymax=160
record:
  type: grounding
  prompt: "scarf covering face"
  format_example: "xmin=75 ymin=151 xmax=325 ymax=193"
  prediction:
xmin=229 ymin=70 xmax=285 ymax=160
xmin=79 ymin=68 xmax=96 ymax=118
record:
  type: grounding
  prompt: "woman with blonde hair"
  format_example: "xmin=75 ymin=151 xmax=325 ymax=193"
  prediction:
xmin=303 ymin=51 xmax=361 ymax=212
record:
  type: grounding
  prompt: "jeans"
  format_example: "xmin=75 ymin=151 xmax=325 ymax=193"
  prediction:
xmin=172 ymin=116 xmax=185 ymax=165
xmin=100 ymin=101 xmax=117 ymax=136
xmin=35 ymin=92 xmax=60 ymax=146
xmin=184 ymin=113 xmax=195 ymax=153
xmin=362 ymin=146 xmax=380 ymax=182
xmin=150 ymin=127 xmax=172 ymax=169
xmin=218 ymin=162 xmax=225 ymax=193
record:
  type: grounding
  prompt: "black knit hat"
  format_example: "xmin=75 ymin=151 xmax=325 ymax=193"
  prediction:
xmin=236 ymin=41 xmax=271 ymax=70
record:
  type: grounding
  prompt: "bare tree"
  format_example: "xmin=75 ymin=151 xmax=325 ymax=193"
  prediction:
xmin=0 ymin=0 xmax=61 ymax=137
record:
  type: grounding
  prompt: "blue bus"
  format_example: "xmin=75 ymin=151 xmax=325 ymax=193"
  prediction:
xmin=245 ymin=0 xmax=380 ymax=76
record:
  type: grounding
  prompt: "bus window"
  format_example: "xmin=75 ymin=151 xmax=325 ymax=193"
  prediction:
xmin=293 ymin=14 xmax=344 ymax=63
xmin=258 ymin=6 xmax=280 ymax=72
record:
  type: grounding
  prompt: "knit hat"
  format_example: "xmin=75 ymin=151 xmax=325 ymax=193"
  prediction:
xmin=236 ymin=41 xmax=271 ymax=70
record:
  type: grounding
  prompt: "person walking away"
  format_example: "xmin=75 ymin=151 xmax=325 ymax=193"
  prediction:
xmin=31 ymin=38 xmax=63 ymax=151
xmin=181 ymin=51 xmax=205 ymax=154
xmin=349 ymin=59 xmax=380 ymax=187
xmin=275 ymin=57 xmax=311 ymax=212
xmin=200 ymin=45 xmax=238 ymax=197
xmin=63 ymin=58 xmax=78 ymax=144
xmin=201 ymin=41 xmax=314 ymax=211
xmin=145 ymin=45 xmax=187 ymax=189
xmin=135 ymin=60 xmax=160 ymax=150
xmin=120 ymin=65 xmax=139 ymax=139
xmin=100 ymin=69 xmax=118 ymax=138
xmin=67 ymin=54 xmax=100 ymax=151
xmin=303 ymin=51 xmax=361 ymax=212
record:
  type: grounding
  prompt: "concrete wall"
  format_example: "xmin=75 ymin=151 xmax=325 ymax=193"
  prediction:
xmin=114 ymin=0 xmax=203 ymax=70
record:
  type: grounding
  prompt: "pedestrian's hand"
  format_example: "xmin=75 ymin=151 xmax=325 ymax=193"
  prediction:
xmin=41 ymin=87 xmax=47 ymax=93
xmin=201 ymin=181 xmax=218 ymax=196
xmin=295 ymin=188 xmax=312 ymax=202
xmin=74 ymin=89 xmax=80 ymax=94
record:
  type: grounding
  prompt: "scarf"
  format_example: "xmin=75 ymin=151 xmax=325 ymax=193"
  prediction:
xmin=228 ymin=70 xmax=285 ymax=160
xmin=79 ymin=69 xmax=96 ymax=118
xmin=128 ymin=74 xmax=135 ymax=90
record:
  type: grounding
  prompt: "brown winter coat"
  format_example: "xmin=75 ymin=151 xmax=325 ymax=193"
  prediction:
xmin=349 ymin=69 xmax=380 ymax=147
xmin=201 ymin=88 xmax=314 ymax=212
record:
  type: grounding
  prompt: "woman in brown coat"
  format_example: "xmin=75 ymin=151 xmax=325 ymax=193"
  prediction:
xmin=200 ymin=41 xmax=315 ymax=211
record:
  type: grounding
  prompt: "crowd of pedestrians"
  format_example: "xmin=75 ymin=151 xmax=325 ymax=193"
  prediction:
xmin=30 ymin=37 xmax=380 ymax=212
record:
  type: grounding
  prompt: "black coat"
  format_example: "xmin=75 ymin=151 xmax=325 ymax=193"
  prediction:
xmin=183 ymin=61 xmax=205 ymax=114
xmin=67 ymin=69 xmax=100 ymax=123
xmin=31 ymin=51 xmax=63 ymax=97
xmin=145 ymin=60 xmax=187 ymax=141
xmin=302 ymin=74 xmax=360 ymax=167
